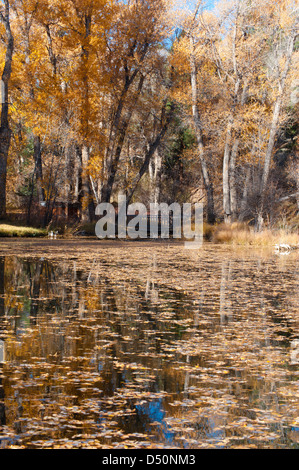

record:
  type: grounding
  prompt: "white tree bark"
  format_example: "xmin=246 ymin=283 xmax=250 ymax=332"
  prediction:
xmin=257 ymin=32 xmax=297 ymax=230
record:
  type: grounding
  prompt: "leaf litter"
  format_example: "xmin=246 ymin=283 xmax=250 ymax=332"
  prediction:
xmin=0 ymin=240 xmax=298 ymax=448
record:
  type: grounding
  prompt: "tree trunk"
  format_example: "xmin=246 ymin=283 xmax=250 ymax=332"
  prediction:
xmin=27 ymin=135 xmax=44 ymax=225
xmin=0 ymin=257 xmax=4 ymax=317
xmin=63 ymin=141 xmax=75 ymax=220
xmin=34 ymin=136 xmax=44 ymax=205
xmin=239 ymin=166 xmax=251 ymax=222
xmin=223 ymin=119 xmax=233 ymax=224
xmin=0 ymin=2 xmax=13 ymax=219
xmin=229 ymin=138 xmax=239 ymax=221
xmin=80 ymin=144 xmax=91 ymax=222
xmin=0 ymin=128 xmax=11 ymax=219
xmin=126 ymin=102 xmax=175 ymax=208
xmin=101 ymin=74 xmax=145 ymax=204
xmin=101 ymin=124 xmax=128 ymax=204
xmin=149 ymin=150 xmax=162 ymax=204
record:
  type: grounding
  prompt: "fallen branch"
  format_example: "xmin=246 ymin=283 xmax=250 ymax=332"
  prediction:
xmin=277 ymin=192 xmax=299 ymax=203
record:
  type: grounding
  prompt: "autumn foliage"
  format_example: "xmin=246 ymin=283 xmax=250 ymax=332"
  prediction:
xmin=0 ymin=0 xmax=298 ymax=229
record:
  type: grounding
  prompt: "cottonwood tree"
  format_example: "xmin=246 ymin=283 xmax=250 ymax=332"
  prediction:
xmin=100 ymin=0 xmax=172 ymax=207
xmin=9 ymin=0 xmax=114 ymax=223
xmin=256 ymin=0 xmax=298 ymax=229
xmin=212 ymin=0 xmax=298 ymax=226
xmin=172 ymin=0 xmax=298 ymax=225
xmin=171 ymin=3 xmax=216 ymax=223
xmin=44 ymin=0 xmax=113 ymax=222
xmin=197 ymin=0 xmax=272 ymax=223
xmin=10 ymin=0 xmax=46 ymax=223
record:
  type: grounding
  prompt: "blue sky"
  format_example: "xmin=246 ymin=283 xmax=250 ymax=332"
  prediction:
xmin=189 ymin=0 xmax=216 ymax=8
xmin=176 ymin=0 xmax=216 ymax=11
xmin=165 ymin=0 xmax=217 ymax=48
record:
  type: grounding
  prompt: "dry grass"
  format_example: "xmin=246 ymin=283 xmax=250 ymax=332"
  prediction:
xmin=0 ymin=223 xmax=47 ymax=237
xmin=212 ymin=222 xmax=299 ymax=247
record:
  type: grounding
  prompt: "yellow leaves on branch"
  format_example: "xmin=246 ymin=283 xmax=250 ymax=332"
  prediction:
xmin=171 ymin=40 xmax=191 ymax=74
xmin=87 ymin=154 xmax=105 ymax=181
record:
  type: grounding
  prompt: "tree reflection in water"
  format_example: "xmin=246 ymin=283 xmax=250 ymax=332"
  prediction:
xmin=0 ymin=241 xmax=298 ymax=449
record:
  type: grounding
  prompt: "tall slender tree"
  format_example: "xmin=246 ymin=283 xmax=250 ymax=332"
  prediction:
xmin=0 ymin=0 xmax=13 ymax=219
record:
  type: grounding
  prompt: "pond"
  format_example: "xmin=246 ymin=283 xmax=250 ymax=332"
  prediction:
xmin=0 ymin=239 xmax=298 ymax=449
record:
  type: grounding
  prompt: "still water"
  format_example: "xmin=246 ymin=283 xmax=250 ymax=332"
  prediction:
xmin=0 ymin=239 xmax=298 ymax=449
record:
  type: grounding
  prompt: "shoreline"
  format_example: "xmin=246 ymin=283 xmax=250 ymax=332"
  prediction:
xmin=0 ymin=221 xmax=298 ymax=249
